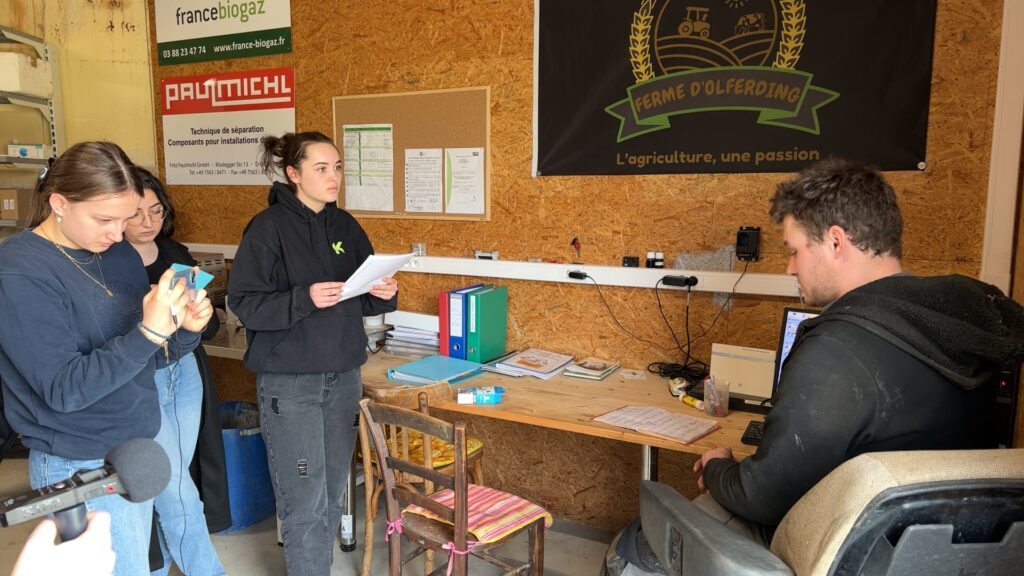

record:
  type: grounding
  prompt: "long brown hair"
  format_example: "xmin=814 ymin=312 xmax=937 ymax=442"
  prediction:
xmin=27 ymin=141 xmax=143 ymax=227
xmin=259 ymin=132 xmax=336 ymax=190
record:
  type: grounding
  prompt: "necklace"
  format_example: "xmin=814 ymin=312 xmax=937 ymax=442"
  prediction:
xmin=38 ymin=227 xmax=113 ymax=297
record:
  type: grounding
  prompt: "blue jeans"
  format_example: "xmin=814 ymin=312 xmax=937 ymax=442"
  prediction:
xmin=258 ymin=369 xmax=362 ymax=576
xmin=29 ymin=450 xmax=154 ymax=576
xmin=151 ymin=353 xmax=226 ymax=576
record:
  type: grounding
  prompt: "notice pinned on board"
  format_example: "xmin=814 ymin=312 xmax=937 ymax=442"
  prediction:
xmin=445 ymin=147 xmax=485 ymax=215
xmin=405 ymin=148 xmax=443 ymax=213
xmin=343 ymin=124 xmax=394 ymax=212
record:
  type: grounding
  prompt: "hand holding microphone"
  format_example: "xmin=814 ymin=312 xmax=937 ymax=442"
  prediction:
xmin=1 ymin=438 xmax=171 ymax=541
xmin=11 ymin=512 xmax=115 ymax=576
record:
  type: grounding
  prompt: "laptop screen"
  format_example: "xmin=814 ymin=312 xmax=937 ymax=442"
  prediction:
xmin=773 ymin=307 xmax=820 ymax=394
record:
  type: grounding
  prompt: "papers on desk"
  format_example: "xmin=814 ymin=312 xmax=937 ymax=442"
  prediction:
xmin=594 ymin=406 xmax=719 ymax=445
xmin=387 ymin=327 xmax=440 ymax=346
xmin=339 ymin=252 xmax=414 ymax=302
xmin=563 ymin=357 xmax=621 ymax=381
xmin=494 ymin=348 xmax=574 ymax=379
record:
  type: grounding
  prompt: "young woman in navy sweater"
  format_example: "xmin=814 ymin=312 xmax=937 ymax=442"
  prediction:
xmin=0 ymin=142 xmax=213 ymax=576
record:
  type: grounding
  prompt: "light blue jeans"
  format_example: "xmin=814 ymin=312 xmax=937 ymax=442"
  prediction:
xmin=258 ymin=369 xmax=362 ymax=576
xmin=151 ymin=353 xmax=226 ymax=576
xmin=29 ymin=450 xmax=154 ymax=576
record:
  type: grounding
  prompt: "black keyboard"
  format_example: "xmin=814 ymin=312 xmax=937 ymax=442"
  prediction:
xmin=741 ymin=420 xmax=765 ymax=446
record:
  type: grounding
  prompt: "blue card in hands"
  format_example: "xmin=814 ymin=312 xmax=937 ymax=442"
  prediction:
xmin=169 ymin=263 xmax=214 ymax=300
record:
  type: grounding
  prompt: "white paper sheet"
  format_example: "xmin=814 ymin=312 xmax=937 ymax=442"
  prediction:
xmin=339 ymin=252 xmax=414 ymax=302
xmin=342 ymin=124 xmax=394 ymax=212
xmin=405 ymin=148 xmax=443 ymax=212
xmin=444 ymin=147 xmax=485 ymax=214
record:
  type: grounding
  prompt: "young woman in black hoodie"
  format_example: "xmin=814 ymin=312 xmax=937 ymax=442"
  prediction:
xmin=228 ymin=131 xmax=398 ymax=575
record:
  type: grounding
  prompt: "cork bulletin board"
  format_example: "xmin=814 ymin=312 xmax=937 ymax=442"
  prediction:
xmin=331 ymin=86 xmax=490 ymax=221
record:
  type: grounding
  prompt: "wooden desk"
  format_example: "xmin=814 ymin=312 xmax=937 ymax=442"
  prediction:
xmin=359 ymin=354 xmax=758 ymax=479
xmin=204 ymin=330 xmax=758 ymax=464
xmin=204 ymin=324 xmax=248 ymax=361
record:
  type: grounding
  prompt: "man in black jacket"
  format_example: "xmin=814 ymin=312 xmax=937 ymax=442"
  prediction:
xmin=693 ymin=157 xmax=1024 ymax=542
xmin=611 ymin=158 xmax=1024 ymax=573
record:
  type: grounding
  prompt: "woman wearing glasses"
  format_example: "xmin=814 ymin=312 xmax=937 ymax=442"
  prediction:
xmin=123 ymin=167 xmax=226 ymax=575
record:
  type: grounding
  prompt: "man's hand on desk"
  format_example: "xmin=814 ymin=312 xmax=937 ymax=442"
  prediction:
xmin=694 ymin=446 xmax=735 ymax=491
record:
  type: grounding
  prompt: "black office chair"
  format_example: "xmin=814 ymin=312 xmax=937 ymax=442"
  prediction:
xmin=639 ymin=449 xmax=1024 ymax=575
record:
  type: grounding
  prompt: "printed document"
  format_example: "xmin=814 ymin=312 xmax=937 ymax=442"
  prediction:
xmin=340 ymin=252 xmax=414 ymax=302
xmin=594 ymin=406 xmax=719 ymax=444
xmin=343 ymin=124 xmax=394 ymax=211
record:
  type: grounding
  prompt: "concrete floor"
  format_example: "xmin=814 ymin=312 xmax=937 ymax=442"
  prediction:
xmin=0 ymin=456 xmax=611 ymax=575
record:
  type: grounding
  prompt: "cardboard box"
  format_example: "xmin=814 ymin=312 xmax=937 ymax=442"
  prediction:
xmin=7 ymin=144 xmax=51 ymax=159
xmin=0 ymin=53 xmax=53 ymax=98
xmin=1 ymin=188 xmax=35 ymax=220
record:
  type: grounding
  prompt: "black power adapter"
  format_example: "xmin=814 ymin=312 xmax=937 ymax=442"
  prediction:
xmin=736 ymin=226 xmax=760 ymax=261
xmin=567 ymin=270 xmax=588 ymax=280
xmin=663 ymin=275 xmax=698 ymax=287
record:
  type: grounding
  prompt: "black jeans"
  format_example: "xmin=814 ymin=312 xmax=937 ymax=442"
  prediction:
xmin=258 ymin=369 xmax=362 ymax=576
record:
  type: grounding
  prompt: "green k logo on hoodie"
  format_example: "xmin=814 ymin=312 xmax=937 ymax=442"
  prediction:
xmin=331 ymin=241 xmax=345 ymax=255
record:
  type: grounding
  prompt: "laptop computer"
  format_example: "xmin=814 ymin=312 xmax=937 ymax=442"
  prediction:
xmin=772 ymin=307 xmax=821 ymax=398
xmin=741 ymin=307 xmax=820 ymax=444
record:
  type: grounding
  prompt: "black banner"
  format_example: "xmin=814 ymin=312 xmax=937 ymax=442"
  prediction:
xmin=535 ymin=0 xmax=937 ymax=175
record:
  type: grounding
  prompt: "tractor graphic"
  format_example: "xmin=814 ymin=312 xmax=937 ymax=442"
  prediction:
xmin=678 ymin=6 xmax=711 ymax=38
xmin=734 ymin=13 xmax=766 ymax=35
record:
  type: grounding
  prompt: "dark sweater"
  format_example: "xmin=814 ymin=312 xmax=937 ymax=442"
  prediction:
xmin=0 ymin=231 xmax=184 ymax=460
xmin=703 ymin=274 xmax=1024 ymax=530
xmin=228 ymin=182 xmax=397 ymax=374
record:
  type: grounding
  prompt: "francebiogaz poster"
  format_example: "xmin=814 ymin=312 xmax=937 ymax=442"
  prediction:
xmin=534 ymin=0 xmax=937 ymax=175
xmin=161 ymin=67 xmax=295 ymax=185
xmin=154 ymin=0 xmax=292 ymax=65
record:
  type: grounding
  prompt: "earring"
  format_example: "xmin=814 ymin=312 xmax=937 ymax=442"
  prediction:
xmin=56 ymin=213 xmax=62 ymax=223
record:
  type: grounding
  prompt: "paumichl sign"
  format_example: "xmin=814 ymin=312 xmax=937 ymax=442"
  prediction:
xmin=161 ymin=67 xmax=296 ymax=185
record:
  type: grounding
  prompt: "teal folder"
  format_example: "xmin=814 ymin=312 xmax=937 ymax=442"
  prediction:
xmin=466 ymin=286 xmax=508 ymax=364
xmin=386 ymin=355 xmax=483 ymax=386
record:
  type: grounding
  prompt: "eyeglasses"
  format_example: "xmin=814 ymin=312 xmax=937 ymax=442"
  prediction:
xmin=128 ymin=205 xmax=166 ymax=225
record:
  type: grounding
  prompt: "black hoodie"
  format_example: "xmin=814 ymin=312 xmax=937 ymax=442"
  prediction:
xmin=702 ymin=274 xmax=1024 ymax=532
xmin=228 ymin=182 xmax=397 ymax=374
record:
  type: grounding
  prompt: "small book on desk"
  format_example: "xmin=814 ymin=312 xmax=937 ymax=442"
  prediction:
xmin=387 ymin=355 xmax=483 ymax=386
xmin=563 ymin=357 xmax=621 ymax=381
xmin=496 ymin=348 xmax=574 ymax=379
xmin=594 ymin=406 xmax=719 ymax=444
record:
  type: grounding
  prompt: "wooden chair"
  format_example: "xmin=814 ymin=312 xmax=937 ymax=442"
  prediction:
xmin=360 ymin=392 xmax=486 ymax=576
xmin=358 ymin=397 xmax=547 ymax=576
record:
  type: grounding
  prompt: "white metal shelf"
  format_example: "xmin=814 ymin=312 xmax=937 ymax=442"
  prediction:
xmin=0 ymin=25 xmax=63 ymax=157
xmin=185 ymin=243 xmax=800 ymax=298
xmin=0 ymin=155 xmax=46 ymax=170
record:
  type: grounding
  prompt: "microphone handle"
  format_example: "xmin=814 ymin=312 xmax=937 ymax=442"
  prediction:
xmin=54 ymin=503 xmax=88 ymax=542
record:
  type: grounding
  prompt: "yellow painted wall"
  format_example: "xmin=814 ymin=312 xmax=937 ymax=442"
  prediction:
xmin=0 ymin=0 xmax=157 ymax=171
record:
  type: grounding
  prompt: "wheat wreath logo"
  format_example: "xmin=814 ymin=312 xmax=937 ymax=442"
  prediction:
xmin=606 ymin=0 xmax=838 ymax=141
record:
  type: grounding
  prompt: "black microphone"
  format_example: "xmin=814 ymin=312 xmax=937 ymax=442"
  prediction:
xmin=0 ymin=438 xmax=171 ymax=541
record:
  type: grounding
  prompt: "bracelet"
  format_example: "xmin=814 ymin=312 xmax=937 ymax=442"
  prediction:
xmin=137 ymin=322 xmax=171 ymax=342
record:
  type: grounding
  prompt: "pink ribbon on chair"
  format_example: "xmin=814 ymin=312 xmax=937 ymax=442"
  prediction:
xmin=441 ymin=541 xmax=479 ymax=576
xmin=384 ymin=518 xmax=403 ymax=541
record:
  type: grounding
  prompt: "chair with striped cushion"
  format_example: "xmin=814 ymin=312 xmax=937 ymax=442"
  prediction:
xmin=360 ymin=392 xmax=486 ymax=576
xmin=358 ymin=397 xmax=548 ymax=576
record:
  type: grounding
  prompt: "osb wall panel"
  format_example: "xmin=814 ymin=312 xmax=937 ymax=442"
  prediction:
xmin=147 ymin=0 xmax=1002 ymax=367
xmin=147 ymin=0 xmax=1004 ymax=527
